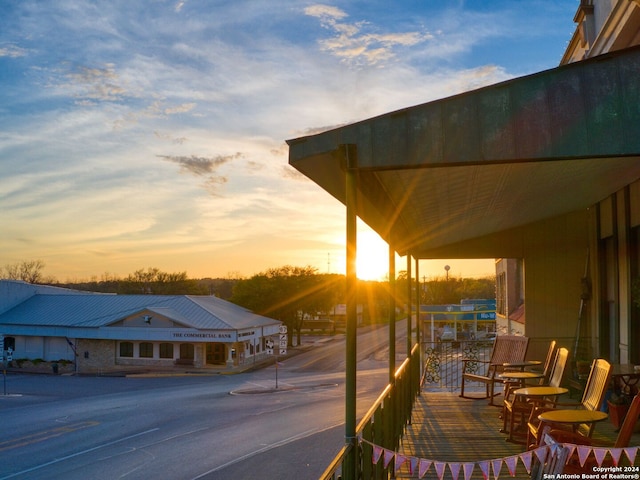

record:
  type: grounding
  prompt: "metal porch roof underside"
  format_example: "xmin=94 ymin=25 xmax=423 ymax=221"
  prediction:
xmin=287 ymin=45 xmax=640 ymax=258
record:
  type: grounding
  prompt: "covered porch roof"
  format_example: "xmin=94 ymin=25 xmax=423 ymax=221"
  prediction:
xmin=287 ymin=45 xmax=640 ymax=258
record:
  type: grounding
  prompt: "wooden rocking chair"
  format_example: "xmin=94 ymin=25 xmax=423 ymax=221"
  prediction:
xmin=459 ymin=335 xmax=529 ymax=405
xmin=501 ymin=346 xmax=569 ymax=443
xmin=548 ymin=393 xmax=640 ymax=471
xmin=534 ymin=340 xmax=557 ymax=384
xmin=526 ymin=358 xmax=612 ymax=448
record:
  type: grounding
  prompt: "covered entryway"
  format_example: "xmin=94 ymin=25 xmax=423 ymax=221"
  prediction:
xmin=206 ymin=343 xmax=226 ymax=365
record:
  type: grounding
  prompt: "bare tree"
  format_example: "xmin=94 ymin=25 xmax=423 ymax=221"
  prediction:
xmin=1 ymin=259 xmax=48 ymax=283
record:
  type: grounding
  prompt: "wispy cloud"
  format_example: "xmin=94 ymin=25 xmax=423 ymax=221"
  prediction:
xmin=64 ymin=64 xmax=128 ymax=103
xmin=305 ymin=4 xmax=433 ymax=66
xmin=0 ymin=44 xmax=28 ymax=58
xmin=157 ymin=153 xmax=244 ymax=195
xmin=164 ymin=103 xmax=196 ymax=115
xmin=154 ymin=131 xmax=188 ymax=144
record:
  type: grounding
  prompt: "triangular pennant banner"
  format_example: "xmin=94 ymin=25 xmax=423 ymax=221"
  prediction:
xmin=462 ymin=462 xmax=475 ymax=480
xmin=372 ymin=445 xmax=383 ymax=465
xmin=361 ymin=439 xmax=640 ymax=480
xmin=448 ymin=462 xmax=461 ymax=480
xmin=395 ymin=453 xmax=407 ymax=474
xmin=491 ymin=458 xmax=503 ymax=480
xmin=409 ymin=456 xmax=419 ymax=475
xmin=564 ymin=444 xmax=577 ymax=459
xmin=534 ymin=445 xmax=548 ymax=465
xmin=623 ymin=446 xmax=638 ymax=465
xmin=609 ymin=447 xmax=623 ymax=466
xmin=504 ymin=455 xmax=519 ymax=476
xmin=477 ymin=460 xmax=490 ymax=480
xmin=418 ymin=459 xmax=432 ymax=479
xmin=592 ymin=447 xmax=608 ymax=466
xmin=519 ymin=450 xmax=533 ymax=474
xmin=383 ymin=449 xmax=395 ymax=468
xmin=577 ymin=445 xmax=592 ymax=467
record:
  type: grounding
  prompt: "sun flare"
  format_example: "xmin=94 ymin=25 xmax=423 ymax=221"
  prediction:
xmin=356 ymin=228 xmax=390 ymax=281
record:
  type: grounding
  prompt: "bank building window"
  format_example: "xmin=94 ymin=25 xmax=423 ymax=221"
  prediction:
xmin=139 ymin=342 xmax=154 ymax=358
xmin=159 ymin=343 xmax=173 ymax=359
xmin=120 ymin=342 xmax=134 ymax=358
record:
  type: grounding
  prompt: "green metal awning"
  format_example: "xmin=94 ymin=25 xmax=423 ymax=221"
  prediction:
xmin=287 ymin=45 xmax=640 ymax=258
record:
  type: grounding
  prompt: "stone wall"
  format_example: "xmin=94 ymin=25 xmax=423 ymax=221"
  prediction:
xmin=75 ymin=338 xmax=115 ymax=373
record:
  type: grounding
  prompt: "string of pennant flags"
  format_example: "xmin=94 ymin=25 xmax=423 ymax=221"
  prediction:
xmin=360 ymin=437 xmax=639 ymax=479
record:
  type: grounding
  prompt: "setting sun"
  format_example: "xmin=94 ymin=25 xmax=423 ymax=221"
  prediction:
xmin=356 ymin=227 xmax=392 ymax=281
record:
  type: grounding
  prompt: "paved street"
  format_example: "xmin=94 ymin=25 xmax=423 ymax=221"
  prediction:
xmin=0 ymin=326 xmax=397 ymax=479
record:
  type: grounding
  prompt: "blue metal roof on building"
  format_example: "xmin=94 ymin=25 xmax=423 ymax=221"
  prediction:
xmin=0 ymin=283 xmax=278 ymax=332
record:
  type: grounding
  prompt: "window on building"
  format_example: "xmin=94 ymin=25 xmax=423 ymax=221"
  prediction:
xmin=4 ymin=337 xmax=15 ymax=350
xmin=180 ymin=343 xmax=194 ymax=360
xmin=119 ymin=342 xmax=134 ymax=357
xmin=139 ymin=342 xmax=154 ymax=358
xmin=159 ymin=343 xmax=173 ymax=359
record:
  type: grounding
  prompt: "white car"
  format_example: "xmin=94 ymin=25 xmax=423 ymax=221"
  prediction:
xmin=440 ymin=326 xmax=455 ymax=341
xmin=475 ymin=331 xmax=496 ymax=341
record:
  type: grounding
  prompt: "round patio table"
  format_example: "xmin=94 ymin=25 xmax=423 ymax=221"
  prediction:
xmin=513 ymin=386 xmax=568 ymax=398
xmin=537 ymin=409 xmax=608 ymax=440
xmin=502 ymin=386 xmax=568 ymax=443
xmin=537 ymin=409 xmax=608 ymax=425
xmin=498 ymin=371 xmax=544 ymax=388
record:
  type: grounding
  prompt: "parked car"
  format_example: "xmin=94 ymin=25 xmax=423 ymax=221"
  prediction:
xmin=474 ymin=331 xmax=496 ymax=341
xmin=440 ymin=326 xmax=455 ymax=341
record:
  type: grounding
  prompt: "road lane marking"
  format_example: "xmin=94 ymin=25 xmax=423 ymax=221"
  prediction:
xmin=191 ymin=422 xmax=345 ymax=479
xmin=0 ymin=421 xmax=100 ymax=451
xmin=0 ymin=428 xmax=159 ymax=480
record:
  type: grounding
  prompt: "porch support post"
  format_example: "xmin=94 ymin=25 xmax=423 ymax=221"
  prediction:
xmin=389 ymin=245 xmax=396 ymax=383
xmin=407 ymin=255 xmax=412 ymax=355
xmin=343 ymin=144 xmax=358 ymax=480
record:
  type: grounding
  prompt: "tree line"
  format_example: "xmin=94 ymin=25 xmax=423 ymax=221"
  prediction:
xmin=2 ymin=260 xmax=495 ymax=344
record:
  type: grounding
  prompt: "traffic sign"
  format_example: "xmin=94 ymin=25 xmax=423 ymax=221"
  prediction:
xmin=277 ymin=325 xmax=288 ymax=355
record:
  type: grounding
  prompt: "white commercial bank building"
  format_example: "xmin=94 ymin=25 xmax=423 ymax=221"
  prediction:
xmin=0 ymin=280 xmax=281 ymax=372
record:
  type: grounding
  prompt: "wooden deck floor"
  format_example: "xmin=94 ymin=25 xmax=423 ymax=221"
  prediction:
xmin=393 ymin=390 xmax=637 ymax=479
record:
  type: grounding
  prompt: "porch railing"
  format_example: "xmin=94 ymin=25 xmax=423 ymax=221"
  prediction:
xmin=319 ymin=343 xmax=421 ymax=480
xmin=319 ymin=339 xmax=496 ymax=479
xmin=422 ymin=339 xmax=496 ymax=391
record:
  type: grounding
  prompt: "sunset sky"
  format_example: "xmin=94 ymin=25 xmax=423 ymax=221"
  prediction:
xmin=1 ymin=1 xmax=577 ymax=282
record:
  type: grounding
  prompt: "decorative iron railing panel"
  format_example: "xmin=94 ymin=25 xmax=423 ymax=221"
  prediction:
xmin=422 ymin=340 xmax=495 ymax=392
